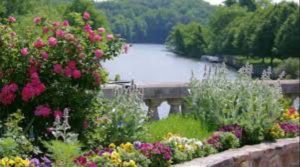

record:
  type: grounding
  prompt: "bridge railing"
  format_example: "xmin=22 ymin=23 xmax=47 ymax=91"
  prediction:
xmin=102 ymin=80 xmax=300 ymax=120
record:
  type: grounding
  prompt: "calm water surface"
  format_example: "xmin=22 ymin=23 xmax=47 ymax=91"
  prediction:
xmin=103 ymin=44 xmax=236 ymax=118
xmin=103 ymin=44 xmax=235 ymax=83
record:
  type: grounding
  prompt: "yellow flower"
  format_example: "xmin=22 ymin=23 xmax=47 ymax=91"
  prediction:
xmin=177 ymin=144 xmax=185 ymax=151
xmin=123 ymin=160 xmax=137 ymax=167
xmin=110 ymin=151 xmax=121 ymax=165
xmin=109 ymin=143 xmax=116 ymax=149
xmin=270 ymin=123 xmax=284 ymax=139
xmin=120 ymin=142 xmax=134 ymax=152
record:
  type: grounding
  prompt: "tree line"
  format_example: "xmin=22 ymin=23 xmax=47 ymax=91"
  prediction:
xmin=95 ymin=0 xmax=215 ymax=43
xmin=166 ymin=1 xmax=300 ymax=62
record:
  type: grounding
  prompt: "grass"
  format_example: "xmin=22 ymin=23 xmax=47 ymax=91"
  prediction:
xmin=144 ymin=114 xmax=214 ymax=142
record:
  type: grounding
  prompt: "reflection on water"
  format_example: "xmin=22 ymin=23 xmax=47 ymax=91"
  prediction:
xmin=103 ymin=44 xmax=236 ymax=118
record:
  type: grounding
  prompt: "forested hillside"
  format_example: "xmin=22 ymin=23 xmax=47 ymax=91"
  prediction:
xmin=95 ymin=0 xmax=215 ymax=43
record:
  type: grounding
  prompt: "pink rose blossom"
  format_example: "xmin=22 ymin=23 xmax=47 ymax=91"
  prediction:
xmin=53 ymin=64 xmax=63 ymax=74
xmin=0 ymin=83 xmax=18 ymax=105
xmin=34 ymin=38 xmax=45 ymax=48
xmin=34 ymin=105 xmax=52 ymax=117
xmin=22 ymin=72 xmax=46 ymax=102
xmin=98 ymin=27 xmax=106 ymax=33
xmin=83 ymin=11 xmax=90 ymax=20
xmin=64 ymin=67 xmax=73 ymax=77
xmin=41 ymin=51 xmax=49 ymax=60
xmin=48 ymin=37 xmax=57 ymax=47
xmin=33 ymin=17 xmax=42 ymax=24
xmin=63 ymin=20 xmax=69 ymax=26
xmin=55 ymin=30 xmax=65 ymax=38
xmin=94 ymin=35 xmax=102 ymax=42
xmin=52 ymin=21 xmax=60 ymax=27
xmin=94 ymin=49 xmax=104 ymax=58
xmin=84 ymin=24 xmax=92 ymax=33
xmin=21 ymin=48 xmax=29 ymax=56
xmin=42 ymin=26 xmax=49 ymax=34
xmin=72 ymin=69 xmax=81 ymax=79
xmin=67 ymin=60 xmax=77 ymax=69
xmin=107 ymin=34 xmax=114 ymax=41
xmin=8 ymin=16 xmax=16 ymax=23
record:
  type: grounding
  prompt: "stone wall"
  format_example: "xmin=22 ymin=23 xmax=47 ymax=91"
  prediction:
xmin=174 ymin=137 xmax=300 ymax=167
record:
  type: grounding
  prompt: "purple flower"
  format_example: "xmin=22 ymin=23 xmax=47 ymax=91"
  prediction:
xmin=207 ymin=134 xmax=221 ymax=149
xmin=279 ymin=122 xmax=299 ymax=135
xmin=219 ymin=124 xmax=243 ymax=139
xmin=134 ymin=141 xmax=142 ymax=149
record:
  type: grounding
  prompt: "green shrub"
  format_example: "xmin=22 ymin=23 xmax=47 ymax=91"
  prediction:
xmin=187 ymin=64 xmax=284 ymax=144
xmin=0 ymin=137 xmax=18 ymax=157
xmin=84 ymin=86 xmax=146 ymax=147
xmin=44 ymin=140 xmax=81 ymax=167
xmin=275 ymin=58 xmax=300 ymax=79
xmin=219 ymin=132 xmax=240 ymax=151
xmin=0 ymin=13 xmax=124 ymax=139
xmin=0 ymin=111 xmax=35 ymax=158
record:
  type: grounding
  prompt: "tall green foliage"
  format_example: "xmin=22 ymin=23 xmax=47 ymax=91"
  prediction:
xmin=186 ymin=65 xmax=284 ymax=142
xmin=166 ymin=22 xmax=207 ymax=58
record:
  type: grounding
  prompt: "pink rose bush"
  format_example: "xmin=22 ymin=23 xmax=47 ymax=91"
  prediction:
xmin=0 ymin=14 xmax=124 ymax=136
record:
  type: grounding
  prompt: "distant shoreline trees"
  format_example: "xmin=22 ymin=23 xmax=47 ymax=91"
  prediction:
xmin=166 ymin=1 xmax=300 ymax=62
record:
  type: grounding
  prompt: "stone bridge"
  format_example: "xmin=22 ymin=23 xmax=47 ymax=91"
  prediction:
xmin=102 ymin=80 xmax=300 ymax=120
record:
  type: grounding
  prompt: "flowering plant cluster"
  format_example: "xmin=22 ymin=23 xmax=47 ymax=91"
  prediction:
xmin=75 ymin=141 xmax=171 ymax=167
xmin=162 ymin=133 xmax=203 ymax=163
xmin=270 ymin=106 xmax=300 ymax=139
xmin=218 ymin=124 xmax=243 ymax=139
xmin=206 ymin=131 xmax=240 ymax=151
xmin=281 ymin=107 xmax=299 ymax=122
xmin=0 ymin=13 xmax=124 ymax=136
xmin=0 ymin=156 xmax=30 ymax=167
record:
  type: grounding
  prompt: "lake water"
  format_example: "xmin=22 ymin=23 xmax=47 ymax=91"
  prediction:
xmin=103 ymin=44 xmax=236 ymax=83
xmin=103 ymin=44 xmax=236 ymax=118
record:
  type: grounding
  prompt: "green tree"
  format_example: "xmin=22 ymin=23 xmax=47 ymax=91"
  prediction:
xmin=275 ymin=11 xmax=300 ymax=58
xmin=166 ymin=22 xmax=207 ymax=58
xmin=224 ymin=0 xmax=237 ymax=7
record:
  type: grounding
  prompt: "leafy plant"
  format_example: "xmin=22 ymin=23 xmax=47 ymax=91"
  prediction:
xmin=187 ymin=64 xmax=284 ymax=144
xmin=44 ymin=140 xmax=81 ymax=167
xmin=0 ymin=12 xmax=124 ymax=138
xmin=0 ymin=137 xmax=18 ymax=157
xmin=84 ymin=85 xmax=147 ymax=147
xmin=219 ymin=132 xmax=240 ymax=151
xmin=0 ymin=110 xmax=35 ymax=158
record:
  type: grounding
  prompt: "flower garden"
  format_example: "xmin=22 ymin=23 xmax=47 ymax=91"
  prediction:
xmin=0 ymin=13 xmax=299 ymax=167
